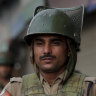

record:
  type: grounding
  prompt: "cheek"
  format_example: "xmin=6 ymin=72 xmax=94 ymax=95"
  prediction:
xmin=52 ymin=46 xmax=68 ymax=60
xmin=34 ymin=47 xmax=43 ymax=61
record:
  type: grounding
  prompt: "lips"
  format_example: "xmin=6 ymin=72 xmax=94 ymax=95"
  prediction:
xmin=42 ymin=57 xmax=53 ymax=63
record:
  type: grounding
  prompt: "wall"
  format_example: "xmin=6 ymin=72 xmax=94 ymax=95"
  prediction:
xmin=76 ymin=15 xmax=96 ymax=76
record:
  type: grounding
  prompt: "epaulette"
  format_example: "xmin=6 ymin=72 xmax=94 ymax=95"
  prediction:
xmin=10 ymin=77 xmax=22 ymax=83
xmin=84 ymin=77 xmax=96 ymax=83
xmin=84 ymin=77 xmax=96 ymax=96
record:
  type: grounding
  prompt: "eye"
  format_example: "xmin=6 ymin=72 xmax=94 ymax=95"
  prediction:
xmin=52 ymin=41 xmax=61 ymax=45
xmin=35 ymin=41 xmax=44 ymax=46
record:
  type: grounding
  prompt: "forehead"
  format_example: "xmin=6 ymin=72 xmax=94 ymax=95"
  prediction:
xmin=33 ymin=34 xmax=67 ymax=40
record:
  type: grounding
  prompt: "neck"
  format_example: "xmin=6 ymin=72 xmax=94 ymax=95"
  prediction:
xmin=0 ymin=77 xmax=10 ymax=87
xmin=40 ymin=67 xmax=65 ymax=85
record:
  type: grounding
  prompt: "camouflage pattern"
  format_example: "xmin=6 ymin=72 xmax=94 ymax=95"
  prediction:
xmin=23 ymin=72 xmax=86 ymax=96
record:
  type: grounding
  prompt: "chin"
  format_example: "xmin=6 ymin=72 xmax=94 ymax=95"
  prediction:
xmin=41 ymin=66 xmax=57 ymax=73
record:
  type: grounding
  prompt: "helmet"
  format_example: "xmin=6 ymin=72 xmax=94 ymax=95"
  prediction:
xmin=0 ymin=52 xmax=14 ymax=66
xmin=24 ymin=5 xmax=84 ymax=50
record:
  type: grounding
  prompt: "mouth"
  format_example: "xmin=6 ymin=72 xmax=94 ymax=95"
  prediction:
xmin=42 ymin=57 xmax=53 ymax=63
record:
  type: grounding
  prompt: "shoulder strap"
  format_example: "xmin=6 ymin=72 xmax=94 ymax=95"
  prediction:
xmin=5 ymin=77 xmax=22 ymax=96
xmin=10 ymin=77 xmax=22 ymax=83
xmin=84 ymin=77 xmax=96 ymax=83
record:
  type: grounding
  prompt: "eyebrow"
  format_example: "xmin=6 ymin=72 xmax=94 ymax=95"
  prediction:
xmin=34 ymin=38 xmax=45 ymax=42
xmin=33 ymin=37 xmax=66 ymax=43
xmin=50 ymin=38 xmax=65 ymax=42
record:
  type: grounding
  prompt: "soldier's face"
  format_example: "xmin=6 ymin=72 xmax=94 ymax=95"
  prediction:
xmin=33 ymin=35 xmax=70 ymax=73
xmin=0 ymin=66 xmax=12 ymax=78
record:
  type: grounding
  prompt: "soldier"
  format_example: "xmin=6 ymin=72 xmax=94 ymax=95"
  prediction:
xmin=4 ymin=5 xmax=96 ymax=96
xmin=0 ymin=51 xmax=14 ymax=93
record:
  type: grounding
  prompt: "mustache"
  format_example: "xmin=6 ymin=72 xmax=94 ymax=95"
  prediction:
xmin=40 ymin=54 xmax=56 ymax=60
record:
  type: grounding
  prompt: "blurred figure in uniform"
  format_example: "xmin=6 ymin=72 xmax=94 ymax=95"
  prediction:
xmin=0 ymin=51 xmax=14 ymax=93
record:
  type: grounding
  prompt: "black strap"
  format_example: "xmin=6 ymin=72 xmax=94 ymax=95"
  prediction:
xmin=87 ymin=82 xmax=93 ymax=96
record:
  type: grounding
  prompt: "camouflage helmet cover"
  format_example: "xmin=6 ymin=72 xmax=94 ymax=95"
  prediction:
xmin=24 ymin=5 xmax=84 ymax=50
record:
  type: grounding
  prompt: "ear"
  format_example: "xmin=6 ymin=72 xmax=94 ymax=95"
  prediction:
xmin=34 ymin=6 xmax=52 ymax=16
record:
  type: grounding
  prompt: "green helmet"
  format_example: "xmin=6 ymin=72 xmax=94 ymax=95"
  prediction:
xmin=0 ymin=52 xmax=14 ymax=66
xmin=24 ymin=5 xmax=84 ymax=50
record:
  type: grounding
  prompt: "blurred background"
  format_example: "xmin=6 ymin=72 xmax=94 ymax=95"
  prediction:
xmin=0 ymin=0 xmax=96 ymax=77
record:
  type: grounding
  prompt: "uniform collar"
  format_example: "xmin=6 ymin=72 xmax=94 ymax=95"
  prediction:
xmin=40 ymin=71 xmax=66 ymax=85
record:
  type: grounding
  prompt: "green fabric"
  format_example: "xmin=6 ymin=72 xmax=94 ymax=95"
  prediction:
xmin=23 ymin=72 xmax=86 ymax=96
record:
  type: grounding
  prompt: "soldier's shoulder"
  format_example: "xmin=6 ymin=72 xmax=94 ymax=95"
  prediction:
xmin=84 ymin=76 xmax=96 ymax=83
xmin=22 ymin=73 xmax=39 ymax=88
xmin=83 ymin=76 xmax=96 ymax=89
xmin=74 ymin=71 xmax=96 ymax=84
xmin=83 ymin=76 xmax=96 ymax=96
xmin=5 ymin=77 xmax=22 ymax=90
xmin=5 ymin=77 xmax=22 ymax=96
xmin=10 ymin=77 xmax=22 ymax=83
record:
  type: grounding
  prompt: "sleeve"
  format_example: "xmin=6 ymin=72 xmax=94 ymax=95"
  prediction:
xmin=83 ymin=77 xmax=96 ymax=96
xmin=4 ymin=77 xmax=23 ymax=96
xmin=1 ymin=89 xmax=12 ymax=96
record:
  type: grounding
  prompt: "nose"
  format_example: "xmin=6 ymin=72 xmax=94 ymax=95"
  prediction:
xmin=43 ymin=43 xmax=52 ymax=54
